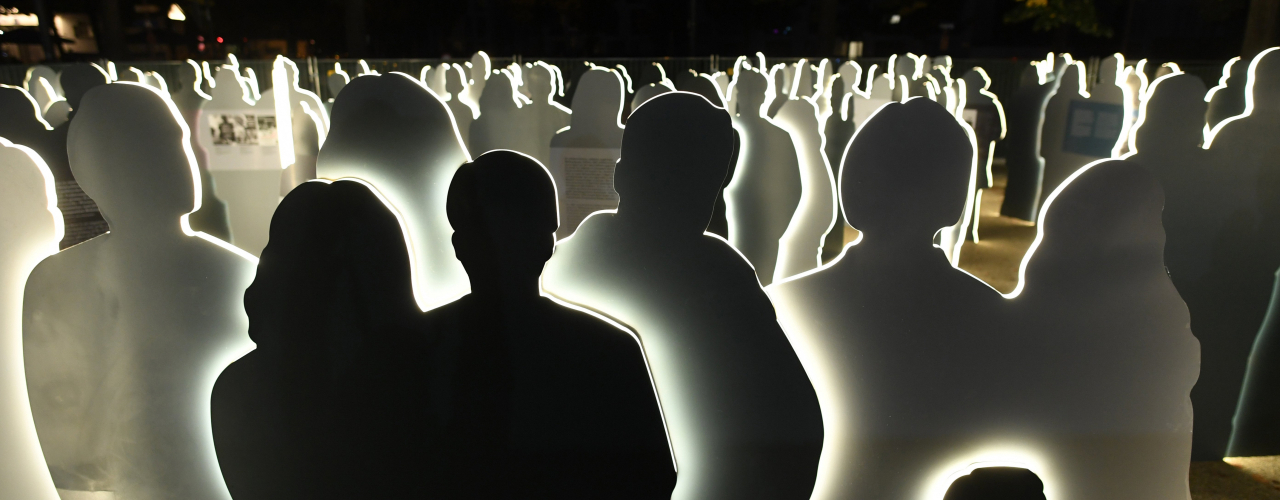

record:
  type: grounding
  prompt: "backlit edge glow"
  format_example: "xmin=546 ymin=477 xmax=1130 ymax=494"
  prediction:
xmin=272 ymin=57 xmax=296 ymax=170
xmin=0 ymin=84 xmax=54 ymax=130
xmin=1203 ymin=47 xmax=1279 ymax=148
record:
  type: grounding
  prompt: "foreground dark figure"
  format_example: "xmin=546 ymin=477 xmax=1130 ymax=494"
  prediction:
xmin=420 ymin=150 xmax=675 ymax=499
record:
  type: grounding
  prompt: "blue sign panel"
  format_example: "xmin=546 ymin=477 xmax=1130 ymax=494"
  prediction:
xmin=1061 ymin=100 xmax=1125 ymax=158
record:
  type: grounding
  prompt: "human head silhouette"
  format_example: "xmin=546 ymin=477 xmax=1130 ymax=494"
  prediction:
xmin=1017 ymin=65 xmax=1039 ymax=88
xmin=1248 ymin=48 xmax=1280 ymax=110
xmin=60 ymin=64 xmax=109 ymax=113
xmin=68 ymin=83 xmax=195 ymax=231
xmin=0 ymin=141 xmax=59 ymax=246
xmin=615 ymin=91 xmax=734 ymax=234
xmin=734 ymin=69 xmax=770 ymax=116
xmin=245 ymin=180 xmax=417 ymax=353
xmin=570 ymin=69 xmax=625 ymax=129
xmin=178 ymin=61 xmax=201 ymax=90
xmin=527 ymin=63 xmax=556 ymax=104
xmin=841 ymin=98 xmax=972 ymax=242
xmin=1134 ymin=75 xmax=1208 ymax=152
xmin=447 ymin=150 xmax=558 ymax=297
xmin=478 ymin=71 xmax=519 ymax=115
xmin=0 ymin=86 xmax=50 ymax=146
xmin=445 ymin=65 xmax=467 ymax=96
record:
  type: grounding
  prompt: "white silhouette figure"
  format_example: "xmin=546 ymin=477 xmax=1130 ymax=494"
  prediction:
xmin=316 ymin=72 xmax=472 ymax=312
xmin=0 ymin=136 xmax=62 ymax=500
xmin=23 ymin=82 xmax=256 ymax=500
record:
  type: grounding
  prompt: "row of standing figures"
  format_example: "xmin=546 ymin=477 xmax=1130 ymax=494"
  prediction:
xmin=2 ymin=47 xmax=1280 ymax=500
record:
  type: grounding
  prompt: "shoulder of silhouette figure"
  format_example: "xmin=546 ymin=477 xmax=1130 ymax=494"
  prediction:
xmin=535 ymin=296 xmax=640 ymax=344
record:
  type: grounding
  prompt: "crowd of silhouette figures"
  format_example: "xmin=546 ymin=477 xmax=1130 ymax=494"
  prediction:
xmin=6 ymin=46 xmax=1280 ymax=500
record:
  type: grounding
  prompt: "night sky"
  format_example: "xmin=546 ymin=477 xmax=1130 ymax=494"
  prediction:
xmin=8 ymin=0 xmax=1257 ymax=60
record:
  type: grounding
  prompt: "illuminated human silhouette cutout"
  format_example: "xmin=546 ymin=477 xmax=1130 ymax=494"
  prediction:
xmin=415 ymin=150 xmax=675 ymax=498
xmin=725 ymin=68 xmax=802 ymax=286
xmin=23 ymin=83 xmax=256 ymax=500
xmin=522 ymin=62 xmax=572 ymax=169
xmin=544 ymin=92 xmax=824 ymax=500
xmin=470 ymin=71 xmax=538 ymax=158
xmin=1206 ymin=57 xmax=1246 ymax=130
xmin=199 ymin=65 xmax=280 ymax=257
xmin=1001 ymin=56 xmax=1064 ymax=221
xmin=444 ymin=64 xmax=476 ymax=147
xmin=172 ymin=60 xmax=232 ymax=242
xmin=1195 ymin=48 xmax=1280 ymax=459
xmin=1039 ymin=61 xmax=1127 ymax=211
xmin=0 ymin=85 xmax=53 ymax=158
xmin=212 ymin=179 xmax=427 ymax=500
xmin=0 ymin=137 xmax=61 ymax=500
xmin=548 ymin=68 xmax=626 ymax=238
xmin=773 ymin=72 xmax=838 ymax=282
xmin=317 ymin=72 xmax=471 ymax=312
xmin=769 ymin=99 xmax=1197 ymax=500
xmin=264 ymin=56 xmax=328 ymax=194
xmin=631 ymin=82 xmax=670 ymax=111
xmin=36 ymin=64 xmax=113 ymax=249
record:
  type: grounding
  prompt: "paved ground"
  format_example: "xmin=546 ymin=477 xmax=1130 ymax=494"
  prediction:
xmin=956 ymin=168 xmax=1037 ymax=294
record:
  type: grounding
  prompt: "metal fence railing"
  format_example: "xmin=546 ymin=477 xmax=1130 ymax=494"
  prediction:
xmin=0 ymin=56 xmax=1230 ymax=116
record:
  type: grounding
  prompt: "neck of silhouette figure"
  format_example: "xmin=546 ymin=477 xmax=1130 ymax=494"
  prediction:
xmin=616 ymin=203 xmax=709 ymax=237
xmin=467 ymin=273 xmax=543 ymax=308
xmin=104 ymin=214 xmax=186 ymax=240
xmin=858 ymin=230 xmax=945 ymax=255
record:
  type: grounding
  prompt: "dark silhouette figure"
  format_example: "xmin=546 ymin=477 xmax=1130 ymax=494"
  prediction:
xmin=544 ymin=92 xmax=824 ymax=500
xmin=211 ymin=179 xmax=427 ymax=500
xmin=671 ymin=71 xmax=739 ymax=238
xmin=1001 ymin=62 xmax=1060 ymax=221
xmin=1124 ymin=73 xmax=1254 ymax=460
xmin=1212 ymin=49 xmax=1280 ymax=457
xmin=419 ymin=150 xmax=675 ymax=499
xmin=943 ymin=468 xmax=1046 ymax=500
xmin=1233 ymin=270 xmax=1280 ymax=456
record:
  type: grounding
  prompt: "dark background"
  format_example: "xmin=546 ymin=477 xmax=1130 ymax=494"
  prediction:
xmin=2 ymin=0 xmax=1267 ymax=61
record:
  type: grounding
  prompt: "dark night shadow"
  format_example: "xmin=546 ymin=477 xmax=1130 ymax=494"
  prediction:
xmin=942 ymin=467 xmax=1046 ymax=500
xmin=211 ymin=179 xmax=427 ymax=500
xmin=420 ymin=150 xmax=675 ymax=499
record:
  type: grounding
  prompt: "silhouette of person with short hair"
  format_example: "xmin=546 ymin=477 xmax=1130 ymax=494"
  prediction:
xmin=771 ymin=99 xmax=1197 ymax=500
xmin=23 ymin=82 xmax=256 ymax=500
xmin=417 ymin=149 xmax=675 ymax=499
xmin=543 ymin=92 xmax=824 ymax=500
xmin=212 ymin=179 xmax=427 ymax=500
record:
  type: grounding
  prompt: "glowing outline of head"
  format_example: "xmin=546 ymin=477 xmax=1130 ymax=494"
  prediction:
xmin=1203 ymin=46 xmax=1280 ymax=148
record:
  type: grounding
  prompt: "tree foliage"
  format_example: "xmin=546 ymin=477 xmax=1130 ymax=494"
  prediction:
xmin=1004 ymin=0 xmax=1114 ymax=38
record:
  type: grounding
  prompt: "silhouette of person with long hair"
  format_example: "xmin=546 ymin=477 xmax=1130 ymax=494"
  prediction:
xmin=418 ymin=149 xmax=674 ymax=499
xmin=212 ymin=179 xmax=427 ymax=500
xmin=543 ymin=92 xmax=824 ymax=500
